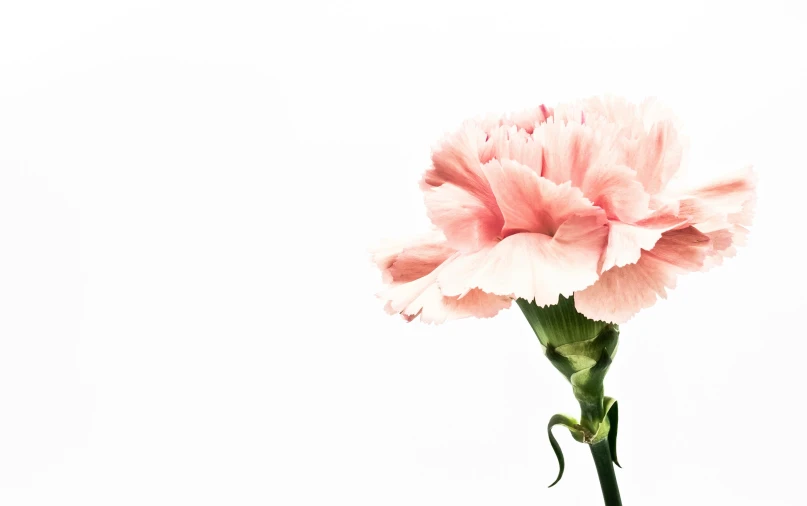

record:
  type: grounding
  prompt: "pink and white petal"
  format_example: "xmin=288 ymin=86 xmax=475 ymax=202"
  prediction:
xmin=648 ymin=190 xmax=681 ymax=215
xmin=700 ymin=228 xmax=737 ymax=270
xmin=550 ymin=100 xmax=588 ymax=124
xmin=599 ymin=212 xmax=689 ymax=272
xmin=729 ymin=189 xmax=756 ymax=228
xmin=380 ymin=255 xmax=511 ymax=324
xmin=507 ymin=133 xmax=544 ymax=174
xmin=580 ymin=163 xmax=651 ymax=223
xmin=386 ymin=239 xmax=455 ymax=284
xmin=600 ymin=221 xmax=666 ymax=272
xmin=439 ymin=214 xmax=608 ymax=307
xmin=709 ymin=216 xmax=752 ymax=270
xmin=481 ymin=158 xmax=600 ymax=237
xmin=475 ymin=113 xmax=506 ymax=134
xmin=533 ymin=118 xmax=604 ymax=186
xmin=679 ymin=166 xmax=756 ymax=231
xmin=566 ymin=95 xmax=685 ymax=194
xmin=641 ymin=226 xmax=711 ymax=270
xmin=385 ymin=244 xmax=453 ymax=283
xmin=371 ymin=229 xmax=449 ymax=283
xmin=581 ymin=95 xmax=639 ymax=126
xmin=418 ymin=287 xmax=513 ymax=324
xmin=478 ymin=126 xmax=508 ymax=164
xmin=574 ymin=227 xmax=711 ymax=323
xmin=699 ymin=191 xmax=755 ymax=270
xmin=423 ymin=182 xmax=504 ymax=251
xmin=557 ymin=96 xmax=645 ymax=143
xmin=479 ymin=126 xmax=544 ymax=174
xmin=381 ymin=270 xmax=441 ymax=317
xmin=535 ymin=99 xmax=654 ymax=222
xmin=552 ymin=212 xmax=610 ymax=251
xmin=505 ymin=104 xmax=553 ymax=134
xmin=637 ymin=205 xmax=689 ymax=229
xmin=624 ymin=119 xmax=684 ymax=194
xmin=421 ymin=122 xmax=490 ymax=198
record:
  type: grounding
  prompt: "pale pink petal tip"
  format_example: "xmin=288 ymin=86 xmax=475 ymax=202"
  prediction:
xmin=371 ymin=232 xmax=512 ymax=324
xmin=689 ymin=165 xmax=757 ymax=269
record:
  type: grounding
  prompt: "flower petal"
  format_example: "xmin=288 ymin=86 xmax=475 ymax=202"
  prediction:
xmin=600 ymin=221 xmax=666 ymax=273
xmin=574 ymin=226 xmax=711 ymax=323
xmin=579 ymin=163 xmax=651 ymax=223
xmin=380 ymin=258 xmax=512 ymax=324
xmin=420 ymin=122 xmax=505 ymax=251
xmin=676 ymin=166 xmax=756 ymax=271
xmin=373 ymin=233 xmax=511 ymax=323
xmin=628 ymin=118 xmax=684 ymax=194
xmin=558 ymin=96 xmax=686 ymax=194
xmin=371 ymin=229 xmax=455 ymax=284
xmin=679 ymin=166 xmax=756 ymax=232
xmin=481 ymin=158 xmax=601 ymax=237
xmin=504 ymin=104 xmax=553 ymax=134
xmin=421 ymin=122 xmax=491 ymax=200
xmin=599 ymin=212 xmax=688 ymax=272
xmin=423 ymin=183 xmax=504 ymax=251
xmin=438 ymin=213 xmax=608 ymax=307
xmin=698 ymin=172 xmax=756 ymax=270
xmin=417 ymin=284 xmax=513 ymax=324
xmin=478 ymin=125 xmax=543 ymax=173
xmin=534 ymin=118 xmax=609 ymax=187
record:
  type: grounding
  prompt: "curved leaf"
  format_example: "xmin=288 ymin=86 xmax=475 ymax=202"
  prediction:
xmin=547 ymin=414 xmax=584 ymax=487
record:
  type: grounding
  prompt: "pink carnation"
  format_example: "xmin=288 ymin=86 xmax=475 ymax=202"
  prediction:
xmin=372 ymin=96 xmax=755 ymax=324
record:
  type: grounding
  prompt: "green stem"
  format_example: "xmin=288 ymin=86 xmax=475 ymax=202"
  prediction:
xmin=577 ymin=396 xmax=604 ymax=435
xmin=589 ymin=440 xmax=622 ymax=506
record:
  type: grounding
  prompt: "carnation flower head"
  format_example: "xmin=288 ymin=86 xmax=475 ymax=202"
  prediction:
xmin=372 ymin=95 xmax=755 ymax=324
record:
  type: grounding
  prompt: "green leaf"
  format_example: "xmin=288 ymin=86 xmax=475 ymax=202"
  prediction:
xmin=547 ymin=414 xmax=585 ymax=488
xmin=604 ymin=397 xmax=620 ymax=468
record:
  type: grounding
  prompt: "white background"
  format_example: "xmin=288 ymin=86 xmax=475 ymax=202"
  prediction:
xmin=1 ymin=1 xmax=805 ymax=504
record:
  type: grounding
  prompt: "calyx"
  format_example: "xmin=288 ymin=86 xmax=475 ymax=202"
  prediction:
xmin=517 ymin=295 xmax=621 ymax=487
